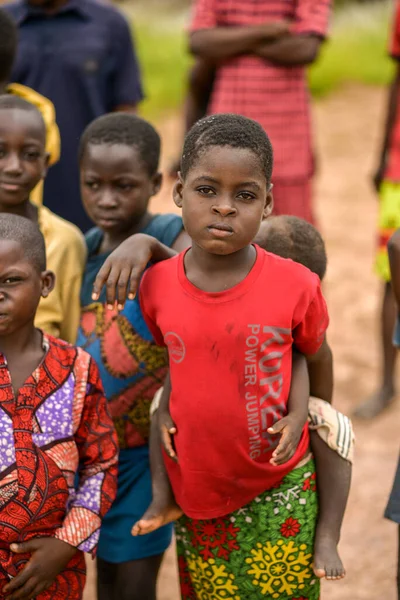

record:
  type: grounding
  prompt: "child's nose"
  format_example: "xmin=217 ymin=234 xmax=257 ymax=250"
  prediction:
xmin=212 ymin=202 xmax=237 ymax=217
xmin=97 ymin=189 xmax=118 ymax=208
xmin=4 ymin=153 xmax=22 ymax=175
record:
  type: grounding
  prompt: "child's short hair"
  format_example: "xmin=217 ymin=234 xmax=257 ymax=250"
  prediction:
xmin=79 ymin=113 xmax=161 ymax=176
xmin=0 ymin=10 xmax=17 ymax=83
xmin=181 ymin=113 xmax=274 ymax=184
xmin=257 ymin=216 xmax=327 ymax=280
xmin=0 ymin=94 xmax=46 ymax=136
xmin=0 ymin=214 xmax=46 ymax=272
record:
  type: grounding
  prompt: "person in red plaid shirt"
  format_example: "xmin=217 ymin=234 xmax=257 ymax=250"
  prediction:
xmin=171 ymin=0 xmax=331 ymax=225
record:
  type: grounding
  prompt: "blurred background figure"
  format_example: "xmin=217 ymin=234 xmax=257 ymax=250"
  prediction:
xmin=3 ymin=0 xmax=144 ymax=231
xmin=355 ymin=0 xmax=400 ymax=419
xmin=170 ymin=0 xmax=331 ymax=224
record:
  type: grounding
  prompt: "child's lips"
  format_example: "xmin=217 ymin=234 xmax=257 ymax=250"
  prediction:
xmin=96 ymin=214 xmax=120 ymax=227
xmin=207 ymin=223 xmax=234 ymax=238
xmin=0 ymin=182 xmax=23 ymax=192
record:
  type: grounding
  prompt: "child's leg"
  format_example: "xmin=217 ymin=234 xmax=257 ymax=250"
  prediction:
xmin=311 ymin=430 xmax=351 ymax=580
xmin=97 ymin=555 xmax=163 ymax=600
xmin=355 ymin=281 xmax=396 ymax=418
xmin=131 ymin=412 xmax=182 ymax=536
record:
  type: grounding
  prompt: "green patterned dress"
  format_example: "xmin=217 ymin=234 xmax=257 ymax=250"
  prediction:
xmin=176 ymin=458 xmax=319 ymax=600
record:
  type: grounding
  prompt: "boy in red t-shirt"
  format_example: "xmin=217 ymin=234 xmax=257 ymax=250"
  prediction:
xmin=135 ymin=216 xmax=351 ymax=582
xmin=93 ymin=114 xmax=342 ymax=599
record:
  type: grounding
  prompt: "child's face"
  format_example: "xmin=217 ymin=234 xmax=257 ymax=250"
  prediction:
xmin=0 ymin=239 xmax=54 ymax=336
xmin=174 ymin=146 xmax=272 ymax=256
xmin=80 ymin=143 xmax=162 ymax=235
xmin=0 ymin=109 xmax=48 ymax=208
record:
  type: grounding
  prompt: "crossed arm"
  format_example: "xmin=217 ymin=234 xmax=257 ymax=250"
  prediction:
xmin=190 ymin=23 xmax=323 ymax=66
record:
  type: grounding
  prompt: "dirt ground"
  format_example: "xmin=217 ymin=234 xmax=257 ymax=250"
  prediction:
xmin=83 ymin=84 xmax=399 ymax=599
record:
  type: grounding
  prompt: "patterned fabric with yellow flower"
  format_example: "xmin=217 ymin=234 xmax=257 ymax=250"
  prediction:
xmin=176 ymin=458 xmax=319 ymax=600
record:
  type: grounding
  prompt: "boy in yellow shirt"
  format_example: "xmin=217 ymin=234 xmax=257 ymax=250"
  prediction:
xmin=0 ymin=8 xmax=85 ymax=342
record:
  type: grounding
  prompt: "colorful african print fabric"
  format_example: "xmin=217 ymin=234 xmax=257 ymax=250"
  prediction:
xmin=0 ymin=334 xmax=118 ymax=598
xmin=76 ymin=214 xmax=183 ymax=449
xmin=176 ymin=458 xmax=319 ymax=600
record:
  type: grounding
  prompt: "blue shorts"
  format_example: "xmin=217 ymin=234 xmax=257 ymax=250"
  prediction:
xmin=97 ymin=446 xmax=173 ymax=563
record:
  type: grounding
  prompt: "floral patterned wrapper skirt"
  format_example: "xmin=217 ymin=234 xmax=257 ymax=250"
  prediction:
xmin=175 ymin=458 xmax=319 ymax=600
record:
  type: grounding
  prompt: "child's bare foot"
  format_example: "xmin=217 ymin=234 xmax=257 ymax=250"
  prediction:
xmin=313 ymin=530 xmax=345 ymax=580
xmin=353 ymin=385 xmax=395 ymax=419
xmin=131 ymin=499 xmax=183 ymax=536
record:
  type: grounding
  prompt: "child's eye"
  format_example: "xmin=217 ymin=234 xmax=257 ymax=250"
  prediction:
xmin=86 ymin=181 xmax=100 ymax=191
xmin=237 ymin=192 xmax=255 ymax=201
xmin=117 ymin=183 xmax=134 ymax=192
xmin=4 ymin=277 xmax=22 ymax=284
xmin=24 ymin=151 xmax=40 ymax=161
xmin=0 ymin=149 xmax=6 ymax=159
xmin=197 ymin=186 xmax=215 ymax=196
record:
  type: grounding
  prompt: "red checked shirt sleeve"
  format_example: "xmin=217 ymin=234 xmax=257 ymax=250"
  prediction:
xmin=190 ymin=0 xmax=218 ymax=31
xmin=292 ymin=277 xmax=329 ymax=356
xmin=55 ymin=356 xmax=119 ymax=554
xmin=391 ymin=1 xmax=400 ymax=59
xmin=292 ymin=0 xmax=331 ymax=38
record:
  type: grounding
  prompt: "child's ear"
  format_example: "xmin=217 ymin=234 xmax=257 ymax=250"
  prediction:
xmin=40 ymin=270 xmax=56 ymax=299
xmin=173 ymin=172 xmax=184 ymax=209
xmin=42 ymin=152 xmax=50 ymax=179
xmin=151 ymin=172 xmax=163 ymax=196
xmin=263 ymin=183 xmax=274 ymax=219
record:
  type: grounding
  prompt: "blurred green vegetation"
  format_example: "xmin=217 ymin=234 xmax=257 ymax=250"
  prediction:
xmin=127 ymin=1 xmax=394 ymax=119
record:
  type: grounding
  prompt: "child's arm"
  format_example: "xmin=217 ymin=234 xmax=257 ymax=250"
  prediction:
xmin=305 ymin=336 xmax=333 ymax=403
xmin=4 ymin=358 xmax=118 ymax=600
xmin=388 ymin=229 xmax=400 ymax=307
xmin=93 ymin=230 xmax=190 ymax=308
xmin=190 ymin=21 xmax=289 ymax=61
xmin=268 ymin=351 xmax=309 ymax=465
xmin=55 ymin=358 xmax=119 ymax=551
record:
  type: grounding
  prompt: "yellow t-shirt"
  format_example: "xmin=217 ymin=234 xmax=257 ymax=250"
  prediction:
xmin=7 ymin=83 xmax=60 ymax=207
xmin=36 ymin=206 xmax=87 ymax=343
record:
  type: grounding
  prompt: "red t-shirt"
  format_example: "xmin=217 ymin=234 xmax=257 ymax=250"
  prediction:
xmin=140 ymin=246 xmax=329 ymax=519
xmin=385 ymin=0 xmax=400 ymax=180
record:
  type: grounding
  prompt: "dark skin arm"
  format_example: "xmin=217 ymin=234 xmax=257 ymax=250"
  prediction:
xmin=255 ymin=34 xmax=322 ymax=66
xmin=374 ymin=65 xmax=400 ymax=191
xmin=3 ymin=539 xmax=76 ymax=600
xmin=304 ymin=337 xmax=333 ymax=404
xmin=268 ymin=351 xmax=309 ymax=465
xmin=92 ymin=230 xmax=190 ymax=308
xmin=189 ymin=21 xmax=289 ymax=60
xmin=388 ymin=229 xmax=400 ymax=307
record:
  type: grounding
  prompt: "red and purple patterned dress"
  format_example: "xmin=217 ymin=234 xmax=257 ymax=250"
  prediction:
xmin=0 ymin=334 xmax=118 ymax=599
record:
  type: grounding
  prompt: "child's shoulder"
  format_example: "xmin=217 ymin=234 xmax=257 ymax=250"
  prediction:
xmin=260 ymin=247 xmax=320 ymax=288
xmin=38 ymin=206 xmax=86 ymax=257
xmin=144 ymin=213 xmax=183 ymax=247
xmin=45 ymin=333 xmax=95 ymax=370
xmin=142 ymin=252 xmax=181 ymax=290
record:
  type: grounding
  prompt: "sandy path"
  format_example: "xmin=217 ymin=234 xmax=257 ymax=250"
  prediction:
xmin=84 ymin=84 xmax=399 ymax=599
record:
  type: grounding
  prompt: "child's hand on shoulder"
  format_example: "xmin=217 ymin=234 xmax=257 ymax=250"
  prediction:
xmin=268 ymin=414 xmax=305 ymax=466
xmin=3 ymin=538 xmax=76 ymax=600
